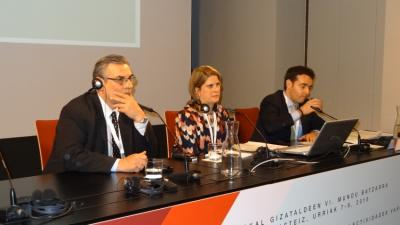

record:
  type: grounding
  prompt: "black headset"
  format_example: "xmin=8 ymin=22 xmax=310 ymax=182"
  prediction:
xmin=188 ymin=99 xmax=214 ymax=113
xmin=30 ymin=189 xmax=70 ymax=217
xmin=124 ymin=177 xmax=141 ymax=196
xmin=92 ymin=77 xmax=103 ymax=90
xmin=200 ymin=104 xmax=210 ymax=113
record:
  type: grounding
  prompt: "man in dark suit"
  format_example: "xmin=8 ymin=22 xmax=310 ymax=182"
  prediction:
xmin=45 ymin=54 xmax=158 ymax=173
xmin=254 ymin=66 xmax=325 ymax=145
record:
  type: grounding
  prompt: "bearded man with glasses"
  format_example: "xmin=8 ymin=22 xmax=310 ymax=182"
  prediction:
xmin=45 ymin=54 xmax=159 ymax=173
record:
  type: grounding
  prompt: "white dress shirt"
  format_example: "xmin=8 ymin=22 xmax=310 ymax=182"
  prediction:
xmin=283 ymin=92 xmax=303 ymax=141
xmin=98 ymin=95 xmax=148 ymax=172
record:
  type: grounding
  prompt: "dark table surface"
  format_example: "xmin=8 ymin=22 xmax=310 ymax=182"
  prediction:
xmin=0 ymin=148 xmax=397 ymax=224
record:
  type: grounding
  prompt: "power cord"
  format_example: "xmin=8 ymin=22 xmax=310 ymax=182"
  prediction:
xmin=30 ymin=202 xmax=75 ymax=220
xmin=342 ymin=145 xmax=351 ymax=158
xmin=249 ymin=157 xmax=321 ymax=173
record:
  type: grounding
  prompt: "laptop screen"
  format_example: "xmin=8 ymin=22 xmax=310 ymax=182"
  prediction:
xmin=277 ymin=118 xmax=358 ymax=156
xmin=307 ymin=118 xmax=358 ymax=156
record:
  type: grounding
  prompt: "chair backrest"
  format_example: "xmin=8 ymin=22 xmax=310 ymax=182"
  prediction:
xmin=35 ymin=120 xmax=58 ymax=171
xmin=235 ymin=107 xmax=260 ymax=143
xmin=164 ymin=111 xmax=179 ymax=158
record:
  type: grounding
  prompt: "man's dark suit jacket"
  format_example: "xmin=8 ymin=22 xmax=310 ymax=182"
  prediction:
xmin=45 ymin=91 xmax=158 ymax=173
xmin=254 ymin=90 xmax=325 ymax=145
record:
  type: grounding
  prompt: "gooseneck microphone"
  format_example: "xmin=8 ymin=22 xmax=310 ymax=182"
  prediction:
xmin=139 ymin=104 xmax=180 ymax=153
xmin=229 ymin=109 xmax=278 ymax=166
xmin=140 ymin=105 xmax=200 ymax=183
xmin=0 ymin=151 xmax=73 ymax=223
xmin=0 ymin=151 xmax=17 ymax=206
xmin=138 ymin=104 xmax=155 ymax=113
xmin=139 ymin=104 xmax=175 ymax=150
xmin=0 ymin=150 xmax=28 ymax=222
xmin=139 ymin=103 xmax=199 ymax=160
xmin=310 ymin=106 xmax=337 ymax=120
xmin=310 ymin=106 xmax=370 ymax=152
xmin=233 ymin=110 xmax=271 ymax=152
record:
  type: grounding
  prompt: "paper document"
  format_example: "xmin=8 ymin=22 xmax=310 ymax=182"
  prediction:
xmin=240 ymin=141 xmax=288 ymax=152
xmin=202 ymin=141 xmax=287 ymax=162
xmin=346 ymin=130 xmax=391 ymax=149
xmin=203 ymin=151 xmax=253 ymax=162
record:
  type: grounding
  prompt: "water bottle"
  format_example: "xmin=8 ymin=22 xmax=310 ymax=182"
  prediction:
xmin=221 ymin=120 xmax=242 ymax=179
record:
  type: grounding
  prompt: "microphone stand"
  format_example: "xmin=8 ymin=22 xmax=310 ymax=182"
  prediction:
xmin=233 ymin=110 xmax=280 ymax=168
xmin=140 ymin=106 xmax=200 ymax=185
xmin=0 ymin=151 xmax=28 ymax=222
xmin=0 ymin=152 xmax=17 ymax=206
xmin=141 ymin=106 xmax=192 ymax=160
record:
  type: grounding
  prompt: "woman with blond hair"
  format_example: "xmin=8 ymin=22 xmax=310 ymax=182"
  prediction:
xmin=175 ymin=65 xmax=229 ymax=156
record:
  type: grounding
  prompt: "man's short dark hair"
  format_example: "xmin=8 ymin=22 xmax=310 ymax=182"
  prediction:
xmin=283 ymin=65 xmax=315 ymax=90
xmin=92 ymin=54 xmax=131 ymax=80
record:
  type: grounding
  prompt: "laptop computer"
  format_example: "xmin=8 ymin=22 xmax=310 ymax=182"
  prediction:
xmin=275 ymin=118 xmax=358 ymax=157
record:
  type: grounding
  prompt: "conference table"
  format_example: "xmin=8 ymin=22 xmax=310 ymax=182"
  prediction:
xmin=1 ymin=148 xmax=399 ymax=225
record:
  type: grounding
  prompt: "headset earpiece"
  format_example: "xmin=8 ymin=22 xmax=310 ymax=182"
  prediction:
xmin=189 ymin=99 xmax=211 ymax=113
xmin=124 ymin=177 xmax=141 ymax=196
xmin=200 ymin=104 xmax=210 ymax=113
xmin=92 ymin=77 xmax=103 ymax=90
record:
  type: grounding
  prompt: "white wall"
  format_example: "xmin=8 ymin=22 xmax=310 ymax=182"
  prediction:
xmin=0 ymin=0 xmax=191 ymax=138
xmin=197 ymin=0 xmax=277 ymax=109
xmin=381 ymin=0 xmax=400 ymax=132
xmin=198 ymin=0 xmax=306 ymax=109
xmin=198 ymin=0 xmax=400 ymax=134
xmin=308 ymin=0 xmax=385 ymax=130
xmin=275 ymin=0 xmax=307 ymax=89
xmin=5 ymin=0 xmax=399 ymax=138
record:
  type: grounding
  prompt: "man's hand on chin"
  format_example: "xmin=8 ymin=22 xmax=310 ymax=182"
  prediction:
xmin=111 ymin=92 xmax=146 ymax=122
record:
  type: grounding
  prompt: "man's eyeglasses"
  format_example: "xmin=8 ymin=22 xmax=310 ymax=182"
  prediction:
xmin=105 ymin=74 xmax=137 ymax=85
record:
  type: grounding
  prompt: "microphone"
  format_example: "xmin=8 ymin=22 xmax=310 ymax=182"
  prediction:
xmin=0 ymin=150 xmax=73 ymax=223
xmin=310 ymin=106 xmax=338 ymax=120
xmin=139 ymin=105 xmax=197 ymax=161
xmin=230 ymin=109 xmax=269 ymax=148
xmin=139 ymin=105 xmax=200 ymax=183
xmin=310 ymin=106 xmax=370 ymax=152
xmin=139 ymin=104 xmax=178 ymax=152
xmin=0 ymin=150 xmax=29 ymax=222
xmin=310 ymin=105 xmax=321 ymax=112
xmin=140 ymin=104 xmax=198 ymax=160
xmin=139 ymin=104 xmax=155 ymax=113
xmin=0 ymin=151 xmax=17 ymax=206
xmin=231 ymin=109 xmax=277 ymax=165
